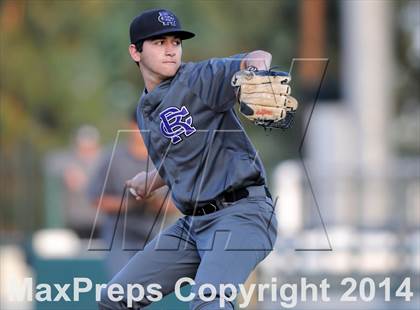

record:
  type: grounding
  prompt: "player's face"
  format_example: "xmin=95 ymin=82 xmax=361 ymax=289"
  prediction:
xmin=138 ymin=35 xmax=182 ymax=81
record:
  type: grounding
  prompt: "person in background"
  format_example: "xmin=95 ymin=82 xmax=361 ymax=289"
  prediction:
xmin=61 ymin=125 xmax=102 ymax=238
xmin=88 ymin=111 xmax=177 ymax=278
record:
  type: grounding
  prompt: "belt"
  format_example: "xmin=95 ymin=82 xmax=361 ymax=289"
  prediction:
xmin=186 ymin=185 xmax=272 ymax=216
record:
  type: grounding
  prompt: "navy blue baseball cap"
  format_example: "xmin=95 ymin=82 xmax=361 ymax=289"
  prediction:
xmin=129 ymin=9 xmax=195 ymax=44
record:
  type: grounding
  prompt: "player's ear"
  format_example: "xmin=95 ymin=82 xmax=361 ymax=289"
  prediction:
xmin=128 ymin=44 xmax=141 ymax=62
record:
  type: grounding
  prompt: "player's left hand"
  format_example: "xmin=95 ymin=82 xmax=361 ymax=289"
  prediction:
xmin=231 ymin=68 xmax=298 ymax=129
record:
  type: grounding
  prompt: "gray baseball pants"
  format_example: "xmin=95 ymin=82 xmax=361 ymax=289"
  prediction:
xmin=98 ymin=186 xmax=277 ymax=309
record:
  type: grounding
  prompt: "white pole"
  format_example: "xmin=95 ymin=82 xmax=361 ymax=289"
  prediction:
xmin=341 ymin=0 xmax=394 ymax=226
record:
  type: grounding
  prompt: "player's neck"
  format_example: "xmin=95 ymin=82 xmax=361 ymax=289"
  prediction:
xmin=143 ymin=78 xmax=161 ymax=93
xmin=139 ymin=66 xmax=165 ymax=93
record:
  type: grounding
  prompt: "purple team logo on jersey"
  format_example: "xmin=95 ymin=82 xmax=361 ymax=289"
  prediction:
xmin=159 ymin=106 xmax=196 ymax=144
xmin=158 ymin=11 xmax=177 ymax=27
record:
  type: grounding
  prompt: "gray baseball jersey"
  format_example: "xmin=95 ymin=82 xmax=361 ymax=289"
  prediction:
xmin=136 ymin=54 xmax=267 ymax=214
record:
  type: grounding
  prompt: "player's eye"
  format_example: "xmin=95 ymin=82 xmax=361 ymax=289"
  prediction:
xmin=154 ymin=40 xmax=164 ymax=45
xmin=173 ymin=40 xmax=181 ymax=46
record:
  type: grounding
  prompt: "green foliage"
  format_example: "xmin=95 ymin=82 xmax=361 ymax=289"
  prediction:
xmin=1 ymin=0 xmax=299 ymax=149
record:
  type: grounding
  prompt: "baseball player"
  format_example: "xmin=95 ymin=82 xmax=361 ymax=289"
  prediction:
xmin=99 ymin=8 xmax=297 ymax=310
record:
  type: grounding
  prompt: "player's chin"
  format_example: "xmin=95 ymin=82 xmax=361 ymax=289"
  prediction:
xmin=160 ymin=62 xmax=180 ymax=77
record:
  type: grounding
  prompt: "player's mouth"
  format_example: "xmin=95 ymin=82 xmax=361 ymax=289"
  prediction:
xmin=163 ymin=61 xmax=177 ymax=64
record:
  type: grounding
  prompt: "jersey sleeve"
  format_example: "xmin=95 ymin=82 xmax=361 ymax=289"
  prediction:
xmin=185 ymin=53 xmax=247 ymax=112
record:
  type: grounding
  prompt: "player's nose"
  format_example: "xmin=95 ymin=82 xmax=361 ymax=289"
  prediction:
xmin=164 ymin=42 xmax=177 ymax=56
xmin=165 ymin=48 xmax=176 ymax=57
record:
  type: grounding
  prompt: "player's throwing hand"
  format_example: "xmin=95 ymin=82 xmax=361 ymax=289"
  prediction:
xmin=126 ymin=169 xmax=166 ymax=200
xmin=125 ymin=171 xmax=148 ymax=200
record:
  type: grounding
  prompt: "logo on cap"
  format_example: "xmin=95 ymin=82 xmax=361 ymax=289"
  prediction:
xmin=158 ymin=11 xmax=177 ymax=27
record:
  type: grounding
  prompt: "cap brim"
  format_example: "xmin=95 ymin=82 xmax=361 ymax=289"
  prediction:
xmin=134 ymin=29 xmax=195 ymax=42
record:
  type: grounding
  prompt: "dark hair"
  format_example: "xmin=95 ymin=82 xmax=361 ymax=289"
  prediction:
xmin=134 ymin=40 xmax=143 ymax=67
xmin=135 ymin=40 xmax=143 ymax=53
